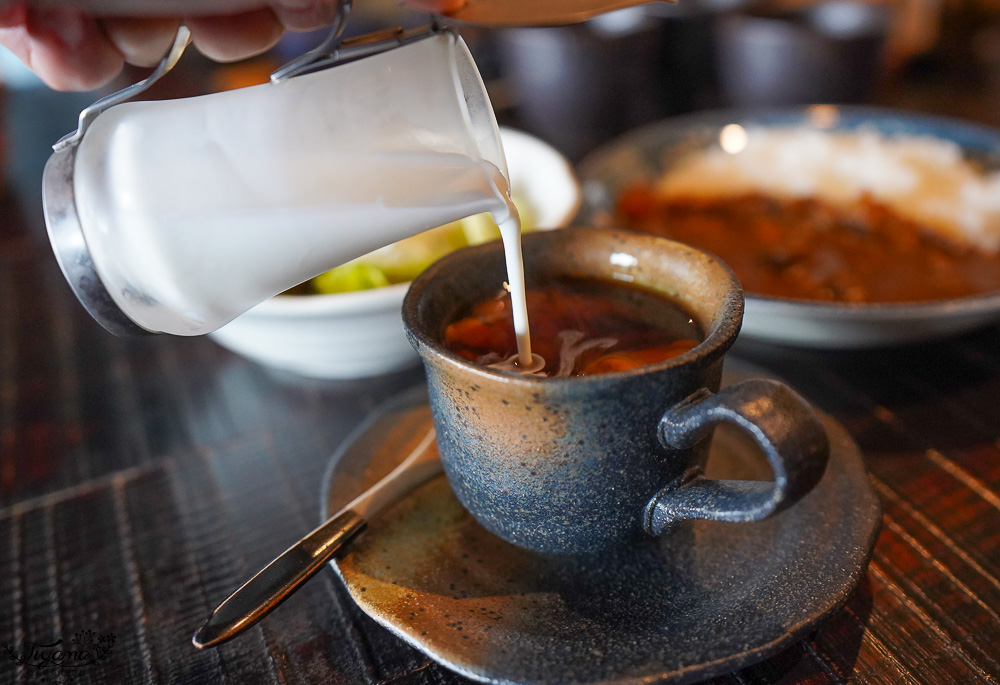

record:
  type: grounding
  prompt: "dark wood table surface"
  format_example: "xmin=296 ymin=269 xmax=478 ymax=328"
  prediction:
xmin=4 ymin=84 xmax=1000 ymax=684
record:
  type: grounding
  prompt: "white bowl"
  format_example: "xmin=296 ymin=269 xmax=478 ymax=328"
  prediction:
xmin=209 ymin=127 xmax=581 ymax=378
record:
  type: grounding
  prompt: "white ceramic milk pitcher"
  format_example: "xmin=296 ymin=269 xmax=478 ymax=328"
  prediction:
xmin=43 ymin=25 xmax=508 ymax=337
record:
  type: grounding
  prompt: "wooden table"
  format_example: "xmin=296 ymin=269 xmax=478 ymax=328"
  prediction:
xmin=4 ymin=87 xmax=1000 ymax=681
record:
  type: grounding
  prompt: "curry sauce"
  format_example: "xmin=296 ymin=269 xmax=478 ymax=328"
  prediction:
xmin=617 ymin=186 xmax=1000 ymax=303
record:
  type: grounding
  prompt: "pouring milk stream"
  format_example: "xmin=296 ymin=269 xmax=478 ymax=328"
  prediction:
xmin=57 ymin=31 xmax=535 ymax=366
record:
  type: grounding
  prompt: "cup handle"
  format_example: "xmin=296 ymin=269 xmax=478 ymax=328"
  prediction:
xmin=643 ymin=379 xmax=830 ymax=536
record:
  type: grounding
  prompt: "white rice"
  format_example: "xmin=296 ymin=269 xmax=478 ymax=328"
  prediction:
xmin=654 ymin=127 xmax=1000 ymax=252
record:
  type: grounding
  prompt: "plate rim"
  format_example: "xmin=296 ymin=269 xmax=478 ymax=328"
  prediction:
xmin=320 ymin=383 xmax=882 ymax=685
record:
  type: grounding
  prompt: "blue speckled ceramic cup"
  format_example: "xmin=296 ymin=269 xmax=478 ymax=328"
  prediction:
xmin=403 ymin=228 xmax=829 ymax=555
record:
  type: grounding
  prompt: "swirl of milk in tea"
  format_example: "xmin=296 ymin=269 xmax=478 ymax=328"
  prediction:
xmin=443 ymin=273 xmax=704 ymax=378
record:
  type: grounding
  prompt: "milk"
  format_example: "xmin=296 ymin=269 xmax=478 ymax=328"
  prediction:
xmin=70 ymin=31 xmax=521 ymax=337
xmin=76 ymin=133 xmax=521 ymax=335
xmin=73 ymin=111 xmax=538 ymax=359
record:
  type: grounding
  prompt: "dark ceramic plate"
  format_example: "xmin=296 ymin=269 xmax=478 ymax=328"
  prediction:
xmin=321 ymin=374 xmax=881 ymax=684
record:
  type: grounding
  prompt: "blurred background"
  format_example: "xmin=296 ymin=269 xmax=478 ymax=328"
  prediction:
xmin=2 ymin=0 xmax=1000 ymax=227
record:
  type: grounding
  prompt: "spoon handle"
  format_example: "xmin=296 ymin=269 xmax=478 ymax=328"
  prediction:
xmin=193 ymin=428 xmax=440 ymax=649
xmin=192 ymin=509 xmax=366 ymax=649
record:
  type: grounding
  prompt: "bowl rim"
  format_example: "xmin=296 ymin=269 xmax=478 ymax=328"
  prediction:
xmin=246 ymin=282 xmax=411 ymax=317
xmin=744 ymin=289 xmax=1000 ymax=318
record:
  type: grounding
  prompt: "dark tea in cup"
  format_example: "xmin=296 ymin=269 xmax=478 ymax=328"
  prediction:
xmin=442 ymin=276 xmax=703 ymax=377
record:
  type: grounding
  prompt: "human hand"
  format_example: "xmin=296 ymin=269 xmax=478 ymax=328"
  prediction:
xmin=0 ymin=0 xmax=468 ymax=91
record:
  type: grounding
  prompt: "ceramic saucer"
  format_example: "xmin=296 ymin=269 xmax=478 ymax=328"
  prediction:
xmin=321 ymin=378 xmax=881 ymax=685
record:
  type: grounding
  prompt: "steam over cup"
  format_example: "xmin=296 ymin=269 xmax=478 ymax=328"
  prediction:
xmin=402 ymin=228 xmax=830 ymax=555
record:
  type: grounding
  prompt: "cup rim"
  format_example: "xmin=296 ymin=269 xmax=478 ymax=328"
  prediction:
xmin=402 ymin=226 xmax=744 ymax=386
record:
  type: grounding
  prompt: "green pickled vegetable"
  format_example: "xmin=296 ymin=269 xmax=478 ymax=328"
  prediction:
xmin=311 ymin=262 xmax=390 ymax=294
xmin=362 ymin=222 xmax=468 ymax=283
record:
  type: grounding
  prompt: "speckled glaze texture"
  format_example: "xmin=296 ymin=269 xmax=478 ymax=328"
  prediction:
xmin=402 ymin=228 xmax=829 ymax=555
xmin=321 ymin=379 xmax=881 ymax=685
xmin=647 ymin=378 xmax=829 ymax=534
xmin=403 ymin=229 xmax=826 ymax=555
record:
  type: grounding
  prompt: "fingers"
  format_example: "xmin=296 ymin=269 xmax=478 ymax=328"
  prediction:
xmin=0 ymin=13 xmax=181 ymax=90
xmin=0 ymin=2 xmax=27 ymax=28
xmin=0 ymin=5 xmax=290 ymax=90
xmin=0 ymin=7 xmax=123 ymax=91
xmin=0 ymin=1 xmax=415 ymax=92
xmin=184 ymin=7 xmax=284 ymax=63
xmin=102 ymin=16 xmax=181 ymax=68
xmin=269 ymin=0 xmax=342 ymax=32
xmin=183 ymin=2 xmax=345 ymax=63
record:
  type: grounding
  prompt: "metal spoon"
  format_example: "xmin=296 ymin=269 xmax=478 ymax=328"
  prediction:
xmin=192 ymin=429 xmax=440 ymax=649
